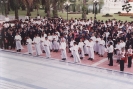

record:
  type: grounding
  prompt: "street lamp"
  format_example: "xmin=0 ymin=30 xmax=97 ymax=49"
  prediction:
xmin=93 ymin=0 xmax=99 ymax=19
xmin=0 ymin=0 xmax=3 ymax=15
xmin=5 ymin=0 xmax=8 ymax=17
xmin=0 ymin=0 xmax=8 ymax=16
xmin=64 ymin=1 xmax=70 ymax=21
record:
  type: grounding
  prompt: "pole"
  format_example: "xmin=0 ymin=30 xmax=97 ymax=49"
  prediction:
xmin=67 ymin=5 xmax=68 ymax=21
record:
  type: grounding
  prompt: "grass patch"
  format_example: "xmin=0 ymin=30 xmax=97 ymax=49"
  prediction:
xmin=2 ymin=9 xmax=133 ymax=21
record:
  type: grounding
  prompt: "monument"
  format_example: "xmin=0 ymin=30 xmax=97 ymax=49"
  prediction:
xmin=101 ymin=0 xmax=133 ymax=14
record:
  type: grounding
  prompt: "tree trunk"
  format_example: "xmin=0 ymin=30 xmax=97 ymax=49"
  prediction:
xmin=82 ymin=0 xmax=86 ymax=19
xmin=15 ymin=6 xmax=19 ymax=19
xmin=21 ymin=5 xmax=26 ymax=10
xmin=45 ymin=0 xmax=50 ymax=17
xmin=52 ymin=0 xmax=58 ymax=18
xmin=25 ymin=0 xmax=31 ymax=16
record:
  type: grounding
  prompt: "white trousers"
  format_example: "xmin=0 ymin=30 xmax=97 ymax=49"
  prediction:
xmin=84 ymin=45 xmax=88 ymax=54
xmin=44 ymin=46 xmax=51 ymax=57
xmin=99 ymin=45 xmax=105 ymax=55
xmin=16 ymin=41 xmax=22 ymax=50
xmin=35 ymin=43 xmax=42 ymax=55
xmin=88 ymin=47 xmax=94 ymax=59
xmin=73 ymin=51 xmax=81 ymax=63
xmin=27 ymin=44 xmax=33 ymax=54
xmin=61 ymin=49 xmax=67 ymax=59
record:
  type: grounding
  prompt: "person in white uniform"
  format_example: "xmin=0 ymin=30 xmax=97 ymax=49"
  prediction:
xmin=48 ymin=33 xmax=53 ymax=51
xmin=99 ymin=37 xmax=105 ymax=57
xmin=26 ymin=36 xmax=33 ymax=54
xmin=40 ymin=35 xmax=45 ymax=53
xmin=15 ymin=33 xmax=22 ymax=52
xmin=60 ymin=39 xmax=67 ymax=61
xmin=70 ymin=42 xmax=81 ymax=63
xmin=78 ymin=39 xmax=85 ymax=59
xmin=94 ymin=35 xmax=101 ymax=54
xmin=70 ymin=38 xmax=75 ymax=57
xmin=52 ymin=33 xmax=59 ymax=52
xmin=84 ymin=38 xmax=89 ymax=56
xmin=44 ymin=37 xmax=51 ymax=58
xmin=87 ymin=38 xmax=94 ymax=60
xmin=33 ymin=34 xmax=42 ymax=56
xmin=115 ymin=41 xmax=122 ymax=63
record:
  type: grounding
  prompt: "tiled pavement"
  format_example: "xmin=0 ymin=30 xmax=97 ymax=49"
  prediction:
xmin=0 ymin=51 xmax=133 ymax=89
xmin=1 ymin=45 xmax=133 ymax=73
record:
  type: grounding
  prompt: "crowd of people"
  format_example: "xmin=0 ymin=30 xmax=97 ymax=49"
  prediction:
xmin=0 ymin=16 xmax=133 ymax=71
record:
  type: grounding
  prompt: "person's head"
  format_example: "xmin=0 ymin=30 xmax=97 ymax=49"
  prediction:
xmin=45 ymin=37 xmax=48 ymax=40
xmin=89 ymin=38 xmax=92 ymax=42
xmin=74 ymin=42 xmax=77 ymax=45
xmin=80 ymin=39 xmax=83 ymax=42
xmin=109 ymin=42 xmax=113 ymax=45
xmin=129 ymin=45 xmax=132 ymax=49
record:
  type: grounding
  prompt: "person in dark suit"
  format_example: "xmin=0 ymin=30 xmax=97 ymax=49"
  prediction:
xmin=3 ymin=32 xmax=9 ymax=49
xmin=0 ymin=30 xmax=3 ymax=49
xmin=8 ymin=32 xmax=15 ymax=49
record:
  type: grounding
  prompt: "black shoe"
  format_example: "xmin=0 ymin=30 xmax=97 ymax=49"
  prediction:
xmin=70 ymin=55 xmax=73 ymax=57
xmin=88 ymin=58 xmax=91 ymax=60
xmin=19 ymin=49 xmax=21 ymax=52
xmin=85 ymin=54 xmax=88 ymax=56
xmin=80 ymin=57 xmax=83 ymax=59
xmin=62 ymin=58 xmax=66 ymax=60
xmin=108 ymin=64 xmax=113 ymax=66
xmin=43 ymin=50 xmax=45 ymax=53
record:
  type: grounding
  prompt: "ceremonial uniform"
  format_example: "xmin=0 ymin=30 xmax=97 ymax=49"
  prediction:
xmin=33 ymin=36 xmax=42 ymax=56
xmin=87 ymin=40 xmax=94 ymax=60
xmin=44 ymin=39 xmax=51 ymax=58
xmin=99 ymin=39 xmax=105 ymax=56
xmin=115 ymin=43 xmax=122 ymax=63
xmin=84 ymin=39 xmax=89 ymax=56
xmin=15 ymin=34 xmax=23 ymax=52
xmin=70 ymin=44 xmax=81 ymax=63
xmin=60 ymin=41 xmax=67 ymax=60
xmin=26 ymin=38 xmax=33 ymax=54
xmin=78 ymin=41 xmax=85 ymax=59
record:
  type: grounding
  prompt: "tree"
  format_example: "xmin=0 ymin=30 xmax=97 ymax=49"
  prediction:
xmin=9 ymin=0 xmax=19 ymax=19
xmin=52 ymin=0 xmax=67 ymax=17
xmin=122 ymin=1 xmax=132 ymax=13
xmin=33 ymin=0 xmax=40 ymax=15
xmin=42 ymin=0 xmax=51 ymax=17
xmin=22 ymin=0 xmax=33 ymax=16
xmin=52 ymin=0 xmax=58 ymax=17
xmin=82 ymin=0 xmax=87 ymax=19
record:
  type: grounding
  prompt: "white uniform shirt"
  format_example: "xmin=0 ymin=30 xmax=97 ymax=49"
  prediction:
xmin=96 ymin=38 xmax=101 ymax=43
xmin=115 ymin=44 xmax=121 ymax=50
xmin=33 ymin=37 xmax=40 ymax=44
xmin=44 ymin=40 xmax=50 ymax=46
xmin=78 ymin=42 xmax=84 ymax=48
xmin=120 ymin=42 xmax=126 ymax=48
xmin=15 ymin=35 xmax=22 ymax=41
xmin=91 ymin=36 xmax=96 ymax=42
xmin=60 ymin=42 xmax=66 ymax=50
xmin=48 ymin=36 xmax=53 ymax=41
xmin=107 ymin=45 xmax=114 ymax=53
xmin=99 ymin=40 xmax=105 ymax=46
xmin=27 ymin=38 xmax=32 ymax=44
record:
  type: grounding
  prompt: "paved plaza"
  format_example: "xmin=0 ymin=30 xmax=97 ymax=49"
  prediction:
xmin=0 ymin=48 xmax=133 ymax=89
